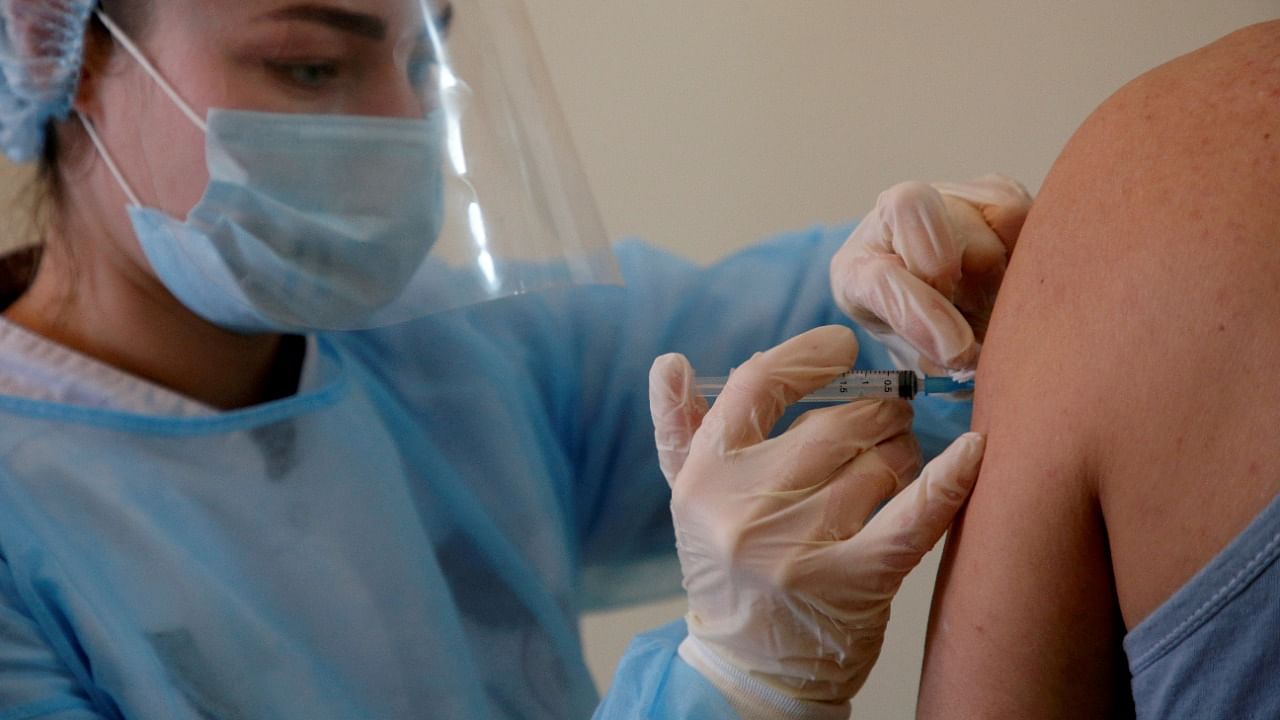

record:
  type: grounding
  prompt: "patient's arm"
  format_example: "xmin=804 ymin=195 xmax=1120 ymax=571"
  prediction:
xmin=918 ymin=20 xmax=1280 ymax=717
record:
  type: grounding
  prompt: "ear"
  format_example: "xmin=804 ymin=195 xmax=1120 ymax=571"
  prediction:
xmin=73 ymin=17 xmax=117 ymax=117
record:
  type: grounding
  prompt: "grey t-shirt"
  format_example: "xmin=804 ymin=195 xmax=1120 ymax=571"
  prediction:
xmin=1124 ymin=491 xmax=1280 ymax=718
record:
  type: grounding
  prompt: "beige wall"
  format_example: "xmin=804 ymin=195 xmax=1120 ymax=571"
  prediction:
xmin=0 ymin=2 xmax=1274 ymax=716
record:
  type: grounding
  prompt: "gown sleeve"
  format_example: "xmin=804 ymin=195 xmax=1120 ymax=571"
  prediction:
xmin=0 ymin=554 xmax=111 ymax=719
xmin=592 ymin=619 xmax=739 ymax=719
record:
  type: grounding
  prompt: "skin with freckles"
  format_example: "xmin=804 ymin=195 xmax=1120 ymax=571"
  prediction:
xmin=4 ymin=0 xmax=443 ymax=409
xmin=918 ymin=20 xmax=1280 ymax=718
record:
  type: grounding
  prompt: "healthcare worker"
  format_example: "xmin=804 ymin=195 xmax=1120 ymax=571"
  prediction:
xmin=0 ymin=0 xmax=1029 ymax=717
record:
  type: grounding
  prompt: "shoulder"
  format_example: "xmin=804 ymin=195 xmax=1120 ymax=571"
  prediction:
xmin=1079 ymin=19 xmax=1279 ymax=151
xmin=1040 ymin=19 xmax=1279 ymax=259
xmin=983 ymin=19 xmax=1280 ymax=457
xmin=969 ymin=16 xmax=1280 ymax=630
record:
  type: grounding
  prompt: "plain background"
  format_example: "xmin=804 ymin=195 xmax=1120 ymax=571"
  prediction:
xmin=0 ymin=2 xmax=1275 ymax=716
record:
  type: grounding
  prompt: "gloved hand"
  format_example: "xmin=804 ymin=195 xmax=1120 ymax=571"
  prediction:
xmin=831 ymin=174 xmax=1032 ymax=376
xmin=649 ymin=325 xmax=985 ymax=714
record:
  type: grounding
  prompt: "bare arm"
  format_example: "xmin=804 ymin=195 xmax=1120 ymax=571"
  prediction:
xmin=919 ymin=20 xmax=1280 ymax=718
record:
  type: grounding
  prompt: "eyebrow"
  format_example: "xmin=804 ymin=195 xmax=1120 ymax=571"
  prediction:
xmin=264 ymin=3 xmax=455 ymax=42
xmin=265 ymin=4 xmax=388 ymax=41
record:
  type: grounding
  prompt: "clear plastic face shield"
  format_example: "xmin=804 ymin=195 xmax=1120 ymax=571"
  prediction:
xmin=81 ymin=0 xmax=620 ymax=333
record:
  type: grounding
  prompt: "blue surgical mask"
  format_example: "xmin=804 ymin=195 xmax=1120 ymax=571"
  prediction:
xmin=81 ymin=12 xmax=445 ymax=333
xmin=125 ymin=110 xmax=444 ymax=333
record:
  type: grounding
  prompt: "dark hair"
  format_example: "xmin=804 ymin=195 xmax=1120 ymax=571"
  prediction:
xmin=28 ymin=0 xmax=151 ymax=241
xmin=2 ymin=0 xmax=153 ymax=306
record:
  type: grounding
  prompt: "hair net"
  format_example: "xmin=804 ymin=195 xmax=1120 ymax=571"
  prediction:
xmin=0 ymin=0 xmax=95 ymax=163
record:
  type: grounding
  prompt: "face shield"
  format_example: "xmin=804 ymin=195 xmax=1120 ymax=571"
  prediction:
xmin=81 ymin=0 xmax=619 ymax=333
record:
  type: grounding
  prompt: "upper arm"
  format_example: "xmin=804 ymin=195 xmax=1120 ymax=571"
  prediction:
xmin=915 ymin=176 xmax=1132 ymax=716
xmin=919 ymin=20 xmax=1280 ymax=718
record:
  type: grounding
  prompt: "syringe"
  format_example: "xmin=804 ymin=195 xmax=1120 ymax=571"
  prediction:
xmin=696 ymin=370 xmax=973 ymax=402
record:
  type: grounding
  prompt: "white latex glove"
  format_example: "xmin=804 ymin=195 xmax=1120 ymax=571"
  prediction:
xmin=649 ymin=325 xmax=985 ymax=713
xmin=831 ymin=174 xmax=1032 ymax=376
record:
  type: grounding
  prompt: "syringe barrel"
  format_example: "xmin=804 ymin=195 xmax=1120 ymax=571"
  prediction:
xmin=813 ymin=370 xmax=918 ymax=400
xmin=696 ymin=370 xmax=918 ymax=402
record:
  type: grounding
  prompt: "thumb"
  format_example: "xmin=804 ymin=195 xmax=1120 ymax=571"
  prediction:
xmin=649 ymin=353 xmax=709 ymax=487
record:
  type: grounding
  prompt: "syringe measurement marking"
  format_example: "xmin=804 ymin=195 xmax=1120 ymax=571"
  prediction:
xmin=695 ymin=370 xmax=970 ymax=402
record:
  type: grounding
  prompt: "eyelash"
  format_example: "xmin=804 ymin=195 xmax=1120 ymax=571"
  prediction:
xmin=266 ymin=57 xmax=442 ymax=97
xmin=266 ymin=60 xmax=343 ymax=91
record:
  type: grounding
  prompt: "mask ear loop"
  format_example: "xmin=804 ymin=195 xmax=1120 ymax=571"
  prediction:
xmin=93 ymin=11 xmax=208 ymax=133
xmin=77 ymin=112 xmax=142 ymax=207
xmin=77 ymin=10 xmax=211 ymax=209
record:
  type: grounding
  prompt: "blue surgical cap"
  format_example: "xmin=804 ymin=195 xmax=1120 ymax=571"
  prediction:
xmin=0 ymin=0 xmax=96 ymax=163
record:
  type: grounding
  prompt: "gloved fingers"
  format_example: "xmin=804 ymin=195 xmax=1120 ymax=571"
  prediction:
xmin=649 ymin=353 xmax=709 ymax=487
xmin=916 ymin=354 xmax=960 ymax=380
xmin=835 ymin=253 xmax=978 ymax=370
xmin=810 ymin=431 xmax=922 ymax=542
xmin=700 ymin=326 xmax=858 ymax=452
xmin=931 ymin=173 xmax=1032 ymax=253
xmin=873 ymin=430 xmax=923 ymax=493
xmin=953 ymin=279 xmax=1001 ymax=346
xmin=942 ymin=194 xmax=1009 ymax=279
xmin=841 ymin=181 xmax=964 ymax=298
xmin=940 ymin=194 xmax=1008 ymax=343
xmin=836 ymin=432 xmax=985 ymax=591
xmin=762 ymin=399 xmax=914 ymax=496
xmin=833 ymin=174 xmax=1029 ymax=372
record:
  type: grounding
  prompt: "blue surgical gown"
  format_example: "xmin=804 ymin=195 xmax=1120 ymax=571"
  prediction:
xmin=0 ymin=225 xmax=970 ymax=718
